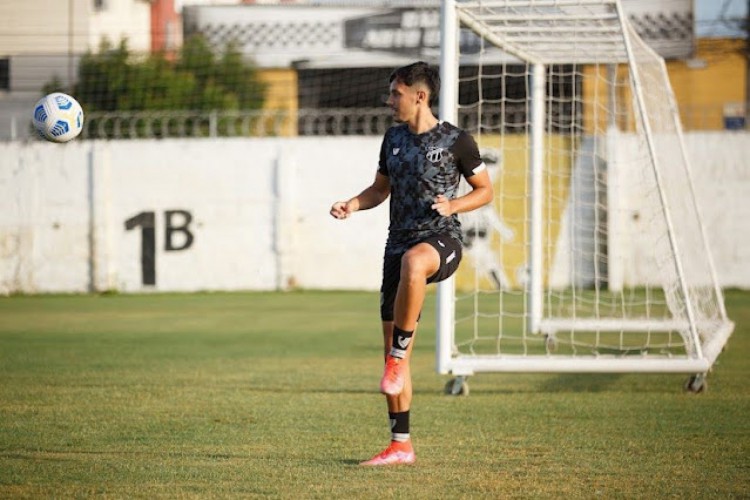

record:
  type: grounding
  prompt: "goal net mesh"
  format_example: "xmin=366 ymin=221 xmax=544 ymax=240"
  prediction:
xmin=449 ymin=0 xmax=732 ymax=369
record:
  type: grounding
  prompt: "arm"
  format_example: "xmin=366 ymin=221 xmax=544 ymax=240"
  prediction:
xmin=431 ymin=169 xmax=494 ymax=217
xmin=330 ymin=172 xmax=391 ymax=220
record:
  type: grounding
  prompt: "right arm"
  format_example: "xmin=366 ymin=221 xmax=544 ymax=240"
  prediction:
xmin=330 ymin=172 xmax=390 ymax=220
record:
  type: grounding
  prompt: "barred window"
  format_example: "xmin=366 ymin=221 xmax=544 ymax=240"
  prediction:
xmin=0 ymin=58 xmax=8 ymax=91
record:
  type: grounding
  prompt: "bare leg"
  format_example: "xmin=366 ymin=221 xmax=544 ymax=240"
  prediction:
xmin=362 ymin=243 xmax=440 ymax=466
xmin=382 ymin=241 xmax=441 ymax=408
xmin=393 ymin=243 xmax=441 ymax=332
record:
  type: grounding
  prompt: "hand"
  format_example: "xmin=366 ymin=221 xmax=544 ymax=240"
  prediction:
xmin=431 ymin=194 xmax=453 ymax=217
xmin=330 ymin=201 xmax=354 ymax=220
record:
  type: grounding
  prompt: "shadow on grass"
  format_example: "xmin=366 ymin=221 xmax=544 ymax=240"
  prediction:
xmin=437 ymin=371 xmax=699 ymax=395
xmin=237 ymin=385 xmax=377 ymax=395
xmin=1 ymin=449 xmax=251 ymax=461
xmin=241 ymin=377 xmax=623 ymax=397
xmin=429 ymin=373 xmax=629 ymax=395
xmin=538 ymin=373 xmax=623 ymax=393
xmin=340 ymin=458 xmax=363 ymax=466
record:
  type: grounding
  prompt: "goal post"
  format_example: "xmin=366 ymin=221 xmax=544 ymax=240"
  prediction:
xmin=436 ymin=0 xmax=459 ymax=373
xmin=436 ymin=0 xmax=734 ymax=387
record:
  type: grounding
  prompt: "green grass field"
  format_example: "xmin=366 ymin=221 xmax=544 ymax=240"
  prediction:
xmin=1 ymin=290 xmax=748 ymax=498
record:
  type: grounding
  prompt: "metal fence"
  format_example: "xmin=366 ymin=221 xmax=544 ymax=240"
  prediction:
xmin=64 ymin=104 xmax=564 ymax=139
xmin=3 ymin=103 xmax=742 ymax=141
xmin=79 ymin=108 xmax=397 ymax=139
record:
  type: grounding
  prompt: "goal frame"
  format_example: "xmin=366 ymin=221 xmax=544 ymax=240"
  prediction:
xmin=435 ymin=0 xmax=734 ymax=379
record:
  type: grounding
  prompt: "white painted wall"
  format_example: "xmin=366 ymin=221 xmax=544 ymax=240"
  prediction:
xmin=684 ymin=132 xmax=750 ymax=288
xmin=0 ymin=0 xmax=151 ymax=54
xmin=88 ymin=1 xmax=151 ymax=52
xmin=0 ymin=133 xmax=747 ymax=294
xmin=0 ymin=137 xmax=387 ymax=293
xmin=549 ymin=132 xmax=750 ymax=290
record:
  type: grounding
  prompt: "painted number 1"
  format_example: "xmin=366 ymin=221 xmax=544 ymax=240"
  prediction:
xmin=125 ymin=210 xmax=194 ymax=286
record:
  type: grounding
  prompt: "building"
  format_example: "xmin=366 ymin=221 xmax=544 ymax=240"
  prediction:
xmin=0 ymin=0 xmax=176 ymax=139
xmin=0 ymin=0 xmax=746 ymax=140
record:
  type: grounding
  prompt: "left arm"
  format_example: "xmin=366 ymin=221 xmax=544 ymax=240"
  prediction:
xmin=431 ymin=169 xmax=494 ymax=216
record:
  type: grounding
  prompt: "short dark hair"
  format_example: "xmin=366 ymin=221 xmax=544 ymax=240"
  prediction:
xmin=389 ymin=61 xmax=440 ymax=107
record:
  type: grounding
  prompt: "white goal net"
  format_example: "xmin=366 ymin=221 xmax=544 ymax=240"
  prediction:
xmin=436 ymin=0 xmax=734 ymax=386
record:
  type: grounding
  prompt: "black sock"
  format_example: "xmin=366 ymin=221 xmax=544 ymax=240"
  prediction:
xmin=390 ymin=326 xmax=414 ymax=359
xmin=389 ymin=411 xmax=410 ymax=442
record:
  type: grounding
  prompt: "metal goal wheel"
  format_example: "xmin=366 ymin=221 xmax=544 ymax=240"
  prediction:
xmin=684 ymin=373 xmax=707 ymax=394
xmin=444 ymin=376 xmax=470 ymax=396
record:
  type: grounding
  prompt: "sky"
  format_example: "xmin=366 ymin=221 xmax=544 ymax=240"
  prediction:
xmin=695 ymin=0 xmax=748 ymax=37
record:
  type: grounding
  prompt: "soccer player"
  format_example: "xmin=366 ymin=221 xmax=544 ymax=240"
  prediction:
xmin=330 ymin=61 xmax=493 ymax=466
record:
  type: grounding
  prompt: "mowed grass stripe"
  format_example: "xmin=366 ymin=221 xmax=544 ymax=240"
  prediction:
xmin=0 ymin=290 xmax=748 ymax=498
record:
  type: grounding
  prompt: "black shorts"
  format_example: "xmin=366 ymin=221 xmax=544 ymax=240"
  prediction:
xmin=380 ymin=233 xmax=463 ymax=322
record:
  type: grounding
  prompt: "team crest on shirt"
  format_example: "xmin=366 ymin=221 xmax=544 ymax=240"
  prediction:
xmin=426 ymin=147 xmax=444 ymax=163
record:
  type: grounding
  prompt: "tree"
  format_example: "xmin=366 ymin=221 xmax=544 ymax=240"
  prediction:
xmin=44 ymin=36 xmax=269 ymax=138
xmin=73 ymin=36 xmax=266 ymax=113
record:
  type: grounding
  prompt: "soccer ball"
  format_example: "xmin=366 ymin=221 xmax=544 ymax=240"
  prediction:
xmin=32 ymin=92 xmax=84 ymax=143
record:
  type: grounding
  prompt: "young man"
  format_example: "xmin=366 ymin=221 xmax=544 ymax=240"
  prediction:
xmin=330 ymin=61 xmax=493 ymax=466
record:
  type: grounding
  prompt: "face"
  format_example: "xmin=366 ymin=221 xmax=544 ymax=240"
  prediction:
xmin=386 ymin=79 xmax=428 ymax=123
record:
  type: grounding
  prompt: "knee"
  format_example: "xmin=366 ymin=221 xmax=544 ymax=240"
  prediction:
xmin=400 ymin=251 xmax=430 ymax=281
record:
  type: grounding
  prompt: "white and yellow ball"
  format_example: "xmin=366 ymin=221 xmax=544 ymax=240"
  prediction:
xmin=32 ymin=92 xmax=84 ymax=143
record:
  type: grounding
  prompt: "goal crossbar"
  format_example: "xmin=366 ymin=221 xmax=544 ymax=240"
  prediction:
xmin=457 ymin=0 xmax=630 ymax=64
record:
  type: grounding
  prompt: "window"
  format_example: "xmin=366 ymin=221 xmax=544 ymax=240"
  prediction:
xmin=0 ymin=59 xmax=9 ymax=90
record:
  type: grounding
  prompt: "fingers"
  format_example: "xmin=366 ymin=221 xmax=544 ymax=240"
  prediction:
xmin=330 ymin=205 xmax=344 ymax=219
xmin=431 ymin=195 xmax=452 ymax=216
xmin=430 ymin=195 xmax=445 ymax=210
xmin=330 ymin=202 xmax=351 ymax=219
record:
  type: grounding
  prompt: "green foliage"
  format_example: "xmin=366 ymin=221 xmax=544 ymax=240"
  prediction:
xmin=41 ymin=75 xmax=66 ymax=96
xmin=72 ymin=37 xmax=266 ymax=113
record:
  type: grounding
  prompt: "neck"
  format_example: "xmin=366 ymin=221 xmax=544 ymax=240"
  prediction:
xmin=406 ymin=107 xmax=439 ymax=134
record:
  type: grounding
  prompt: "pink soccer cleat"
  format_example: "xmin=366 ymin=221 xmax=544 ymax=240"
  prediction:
xmin=359 ymin=441 xmax=415 ymax=466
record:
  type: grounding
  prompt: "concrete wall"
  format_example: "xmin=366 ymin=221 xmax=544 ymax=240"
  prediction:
xmin=680 ymin=132 xmax=750 ymax=287
xmin=549 ymin=132 xmax=750 ymax=290
xmin=0 ymin=137 xmax=387 ymax=293
xmin=0 ymin=133 xmax=747 ymax=294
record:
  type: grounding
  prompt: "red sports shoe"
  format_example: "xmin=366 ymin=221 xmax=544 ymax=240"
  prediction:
xmin=359 ymin=441 xmax=415 ymax=466
xmin=380 ymin=355 xmax=406 ymax=395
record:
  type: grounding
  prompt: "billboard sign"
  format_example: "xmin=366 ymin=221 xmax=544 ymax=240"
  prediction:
xmin=185 ymin=0 xmax=694 ymax=68
xmin=344 ymin=8 xmax=481 ymax=56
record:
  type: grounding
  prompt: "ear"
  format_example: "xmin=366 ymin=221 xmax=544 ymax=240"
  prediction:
xmin=416 ymin=88 xmax=428 ymax=105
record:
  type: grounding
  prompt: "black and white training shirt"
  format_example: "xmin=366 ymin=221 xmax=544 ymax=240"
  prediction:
xmin=377 ymin=121 xmax=485 ymax=254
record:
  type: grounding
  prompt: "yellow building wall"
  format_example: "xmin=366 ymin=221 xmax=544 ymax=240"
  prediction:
xmin=257 ymin=68 xmax=298 ymax=136
xmin=454 ymin=134 xmax=573 ymax=292
xmin=582 ymin=64 xmax=634 ymax=134
xmin=260 ymin=39 xmax=746 ymax=138
xmin=669 ymin=38 xmax=746 ymax=130
xmin=583 ymin=38 xmax=747 ymax=133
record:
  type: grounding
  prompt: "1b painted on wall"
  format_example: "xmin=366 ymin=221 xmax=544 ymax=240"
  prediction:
xmin=125 ymin=210 xmax=194 ymax=286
